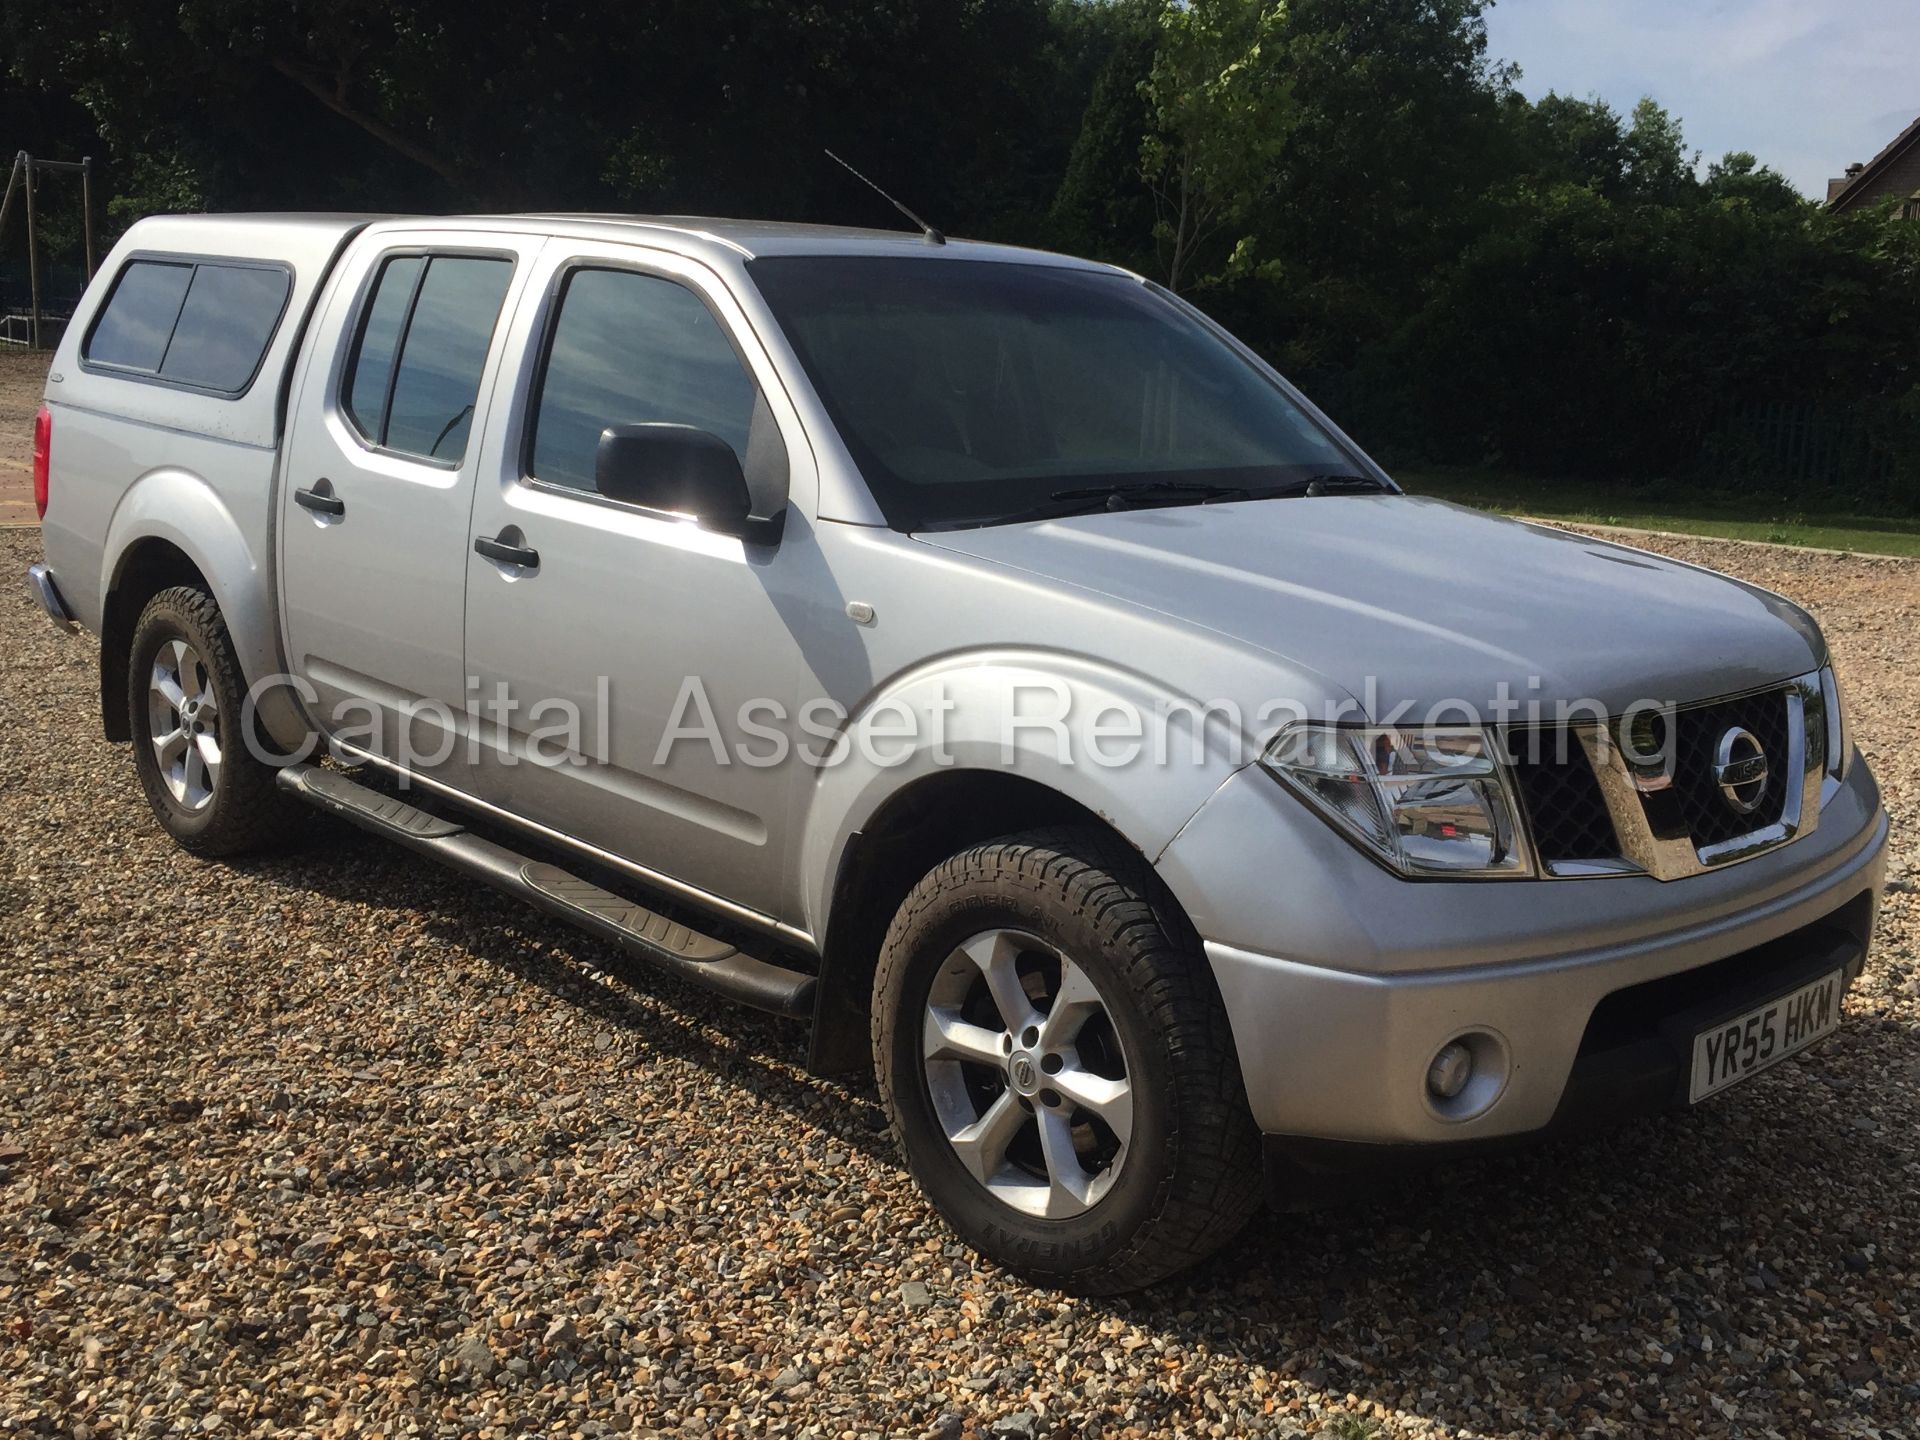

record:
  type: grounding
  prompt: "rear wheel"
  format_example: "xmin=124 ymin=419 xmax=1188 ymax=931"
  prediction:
xmin=128 ymin=586 xmax=300 ymax=856
xmin=874 ymin=827 xmax=1261 ymax=1293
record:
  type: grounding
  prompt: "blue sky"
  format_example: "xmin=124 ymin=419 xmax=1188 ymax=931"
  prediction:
xmin=1483 ymin=0 xmax=1918 ymax=197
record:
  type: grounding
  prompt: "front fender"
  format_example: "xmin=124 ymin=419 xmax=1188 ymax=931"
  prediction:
xmin=795 ymin=648 xmax=1254 ymax=937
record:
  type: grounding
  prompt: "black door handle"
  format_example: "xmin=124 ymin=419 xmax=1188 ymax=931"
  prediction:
xmin=474 ymin=534 xmax=540 ymax=569
xmin=294 ymin=485 xmax=345 ymax=516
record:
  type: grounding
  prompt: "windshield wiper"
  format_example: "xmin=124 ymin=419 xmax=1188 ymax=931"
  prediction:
xmin=920 ymin=480 xmax=1256 ymax=532
xmin=1047 ymin=480 xmax=1254 ymax=507
xmin=1268 ymin=472 xmax=1393 ymax=497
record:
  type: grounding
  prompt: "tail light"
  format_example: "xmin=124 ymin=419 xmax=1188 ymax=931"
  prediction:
xmin=32 ymin=405 xmax=51 ymax=520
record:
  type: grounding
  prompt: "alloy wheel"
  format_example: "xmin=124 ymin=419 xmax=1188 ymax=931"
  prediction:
xmin=921 ymin=928 xmax=1135 ymax=1218
xmin=147 ymin=638 xmax=221 ymax=811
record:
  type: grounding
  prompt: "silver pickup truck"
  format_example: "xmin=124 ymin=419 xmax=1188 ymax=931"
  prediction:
xmin=27 ymin=212 xmax=1887 ymax=1292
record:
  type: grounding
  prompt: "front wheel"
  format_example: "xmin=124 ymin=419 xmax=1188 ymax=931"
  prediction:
xmin=873 ymin=828 xmax=1261 ymax=1293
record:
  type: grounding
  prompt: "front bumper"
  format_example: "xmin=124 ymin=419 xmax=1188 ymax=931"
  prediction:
xmin=1260 ymin=895 xmax=1871 ymax=1202
xmin=1156 ymin=754 xmax=1887 ymax=1149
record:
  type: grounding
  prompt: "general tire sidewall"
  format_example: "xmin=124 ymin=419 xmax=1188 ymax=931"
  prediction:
xmin=883 ymin=877 xmax=1178 ymax=1275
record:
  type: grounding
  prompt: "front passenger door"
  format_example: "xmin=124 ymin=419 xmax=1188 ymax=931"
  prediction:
xmin=461 ymin=246 xmax=810 ymax=920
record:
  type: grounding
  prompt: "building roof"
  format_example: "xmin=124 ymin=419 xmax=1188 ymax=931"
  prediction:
xmin=1826 ymin=115 xmax=1920 ymax=211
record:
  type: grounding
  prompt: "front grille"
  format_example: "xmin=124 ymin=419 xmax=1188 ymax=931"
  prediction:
xmin=1506 ymin=682 xmax=1800 ymax=875
xmin=1647 ymin=688 xmax=1792 ymax=849
xmin=1509 ymin=738 xmax=1618 ymax=865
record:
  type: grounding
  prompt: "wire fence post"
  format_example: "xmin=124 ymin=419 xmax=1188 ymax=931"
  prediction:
xmin=82 ymin=155 xmax=96 ymax=279
xmin=0 ymin=151 xmax=22 ymax=251
xmin=23 ymin=150 xmax=41 ymax=349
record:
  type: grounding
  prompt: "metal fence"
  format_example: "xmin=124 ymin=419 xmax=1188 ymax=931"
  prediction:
xmin=0 ymin=150 xmax=98 ymax=349
xmin=1294 ymin=365 xmax=1920 ymax=515
xmin=1694 ymin=400 xmax=1917 ymax=510
xmin=0 ymin=259 xmax=83 ymax=346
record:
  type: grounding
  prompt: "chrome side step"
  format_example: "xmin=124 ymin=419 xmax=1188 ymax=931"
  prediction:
xmin=275 ymin=764 xmax=816 ymax=1018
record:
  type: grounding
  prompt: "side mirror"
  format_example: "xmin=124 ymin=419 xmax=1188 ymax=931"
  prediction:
xmin=595 ymin=423 xmax=752 ymax=533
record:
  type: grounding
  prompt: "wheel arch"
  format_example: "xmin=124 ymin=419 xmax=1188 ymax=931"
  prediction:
xmin=796 ymin=649 xmax=1247 ymax=1076
xmin=98 ymin=472 xmax=306 ymax=749
xmin=99 ymin=537 xmax=217 ymax=743
xmin=806 ymin=767 xmax=1184 ymax=1076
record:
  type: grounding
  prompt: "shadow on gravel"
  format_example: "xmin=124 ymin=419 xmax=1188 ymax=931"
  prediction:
xmin=237 ymin=827 xmax=1914 ymax=1434
xmin=1121 ymin=1047 xmax=1913 ymax=1430
xmin=230 ymin=831 xmax=899 ymax=1162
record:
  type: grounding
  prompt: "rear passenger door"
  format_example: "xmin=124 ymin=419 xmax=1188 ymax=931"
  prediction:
xmin=279 ymin=231 xmax=541 ymax=766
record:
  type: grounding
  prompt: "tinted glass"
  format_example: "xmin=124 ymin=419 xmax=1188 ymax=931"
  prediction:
xmin=383 ymin=257 xmax=513 ymax=462
xmin=749 ymin=257 xmax=1350 ymax=530
xmin=530 ymin=269 xmax=758 ymax=493
xmin=159 ymin=263 xmax=291 ymax=391
xmin=87 ymin=261 xmax=193 ymax=372
xmin=345 ymin=255 xmax=425 ymax=440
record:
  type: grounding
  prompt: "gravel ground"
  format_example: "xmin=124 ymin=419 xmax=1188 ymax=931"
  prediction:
xmin=0 ymin=351 xmax=48 ymax=523
xmin=2 ymin=524 xmax=1915 ymax=1439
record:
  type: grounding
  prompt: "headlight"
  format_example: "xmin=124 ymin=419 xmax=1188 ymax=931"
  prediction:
xmin=1262 ymin=724 xmax=1534 ymax=877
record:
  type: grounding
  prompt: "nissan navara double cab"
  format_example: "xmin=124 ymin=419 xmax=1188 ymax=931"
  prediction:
xmin=28 ymin=213 xmax=1887 ymax=1292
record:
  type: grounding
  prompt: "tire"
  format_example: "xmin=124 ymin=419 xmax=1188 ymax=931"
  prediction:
xmin=127 ymin=585 xmax=301 ymax=857
xmin=873 ymin=826 xmax=1261 ymax=1293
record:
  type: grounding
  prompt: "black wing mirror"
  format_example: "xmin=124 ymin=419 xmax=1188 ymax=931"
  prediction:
xmin=595 ymin=423 xmax=752 ymax=534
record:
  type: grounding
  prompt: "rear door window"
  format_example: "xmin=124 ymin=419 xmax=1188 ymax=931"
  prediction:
xmin=341 ymin=254 xmax=513 ymax=465
xmin=85 ymin=257 xmax=290 ymax=393
xmin=344 ymin=256 xmax=425 ymax=440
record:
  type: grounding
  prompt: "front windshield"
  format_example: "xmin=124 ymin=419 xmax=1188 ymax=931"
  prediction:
xmin=748 ymin=256 xmax=1361 ymax=531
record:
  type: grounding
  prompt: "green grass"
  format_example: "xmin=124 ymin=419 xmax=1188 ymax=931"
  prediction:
xmin=1395 ymin=467 xmax=1920 ymax=559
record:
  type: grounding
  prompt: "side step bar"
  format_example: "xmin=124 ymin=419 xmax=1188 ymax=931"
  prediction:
xmin=276 ymin=764 xmax=816 ymax=1018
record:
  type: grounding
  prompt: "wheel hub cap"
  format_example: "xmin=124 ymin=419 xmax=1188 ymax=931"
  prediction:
xmin=1008 ymin=1052 xmax=1040 ymax=1096
xmin=921 ymin=927 xmax=1135 ymax=1220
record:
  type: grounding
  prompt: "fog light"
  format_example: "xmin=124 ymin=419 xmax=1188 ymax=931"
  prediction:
xmin=1427 ymin=1041 xmax=1474 ymax=1100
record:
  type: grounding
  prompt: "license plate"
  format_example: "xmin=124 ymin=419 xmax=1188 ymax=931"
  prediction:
xmin=1689 ymin=971 xmax=1842 ymax=1104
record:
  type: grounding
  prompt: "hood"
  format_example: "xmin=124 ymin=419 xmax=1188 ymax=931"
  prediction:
xmin=917 ymin=496 xmax=1823 ymax=720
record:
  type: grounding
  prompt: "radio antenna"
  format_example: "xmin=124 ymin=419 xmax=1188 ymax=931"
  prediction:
xmin=824 ymin=149 xmax=945 ymax=246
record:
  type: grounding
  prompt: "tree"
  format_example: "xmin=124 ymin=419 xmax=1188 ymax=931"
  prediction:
xmin=0 ymin=0 xmax=1076 ymax=231
xmin=1208 ymin=0 xmax=1517 ymax=369
xmin=1703 ymin=151 xmax=1806 ymax=215
xmin=1049 ymin=0 xmax=1162 ymax=266
xmin=1621 ymin=96 xmax=1696 ymax=204
xmin=1141 ymin=0 xmax=1293 ymax=291
xmin=1519 ymin=93 xmax=1633 ymax=197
